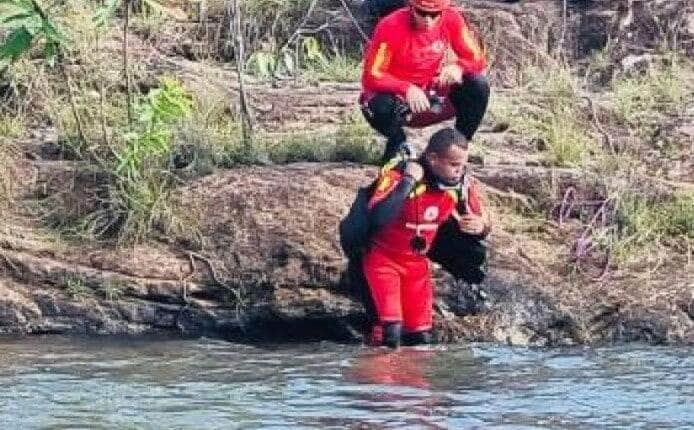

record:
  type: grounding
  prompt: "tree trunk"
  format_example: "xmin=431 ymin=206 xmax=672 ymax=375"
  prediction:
xmin=123 ymin=0 xmax=133 ymax=128
xmin=229 ymin=0 xmax=253 ymax=146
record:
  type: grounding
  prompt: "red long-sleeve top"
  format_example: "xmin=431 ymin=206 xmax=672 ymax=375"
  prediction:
xmin=361 ymin=7 xmax=487 ymax=99
xmin=367 ymin=167 xmax=485 ymax=256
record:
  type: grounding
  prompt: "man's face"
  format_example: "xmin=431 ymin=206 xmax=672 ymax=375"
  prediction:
xmin=411 ymin=6 xmax=442 ymax=30
xmin=427 ymin=144 xmax=468 ymax=184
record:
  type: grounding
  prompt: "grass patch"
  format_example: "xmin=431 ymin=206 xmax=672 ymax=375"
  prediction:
xmin=173 ymin=90 xmax=380 ymax=167
xmin=302 ymin=53 xmax=361 ymax=82
xmin=0 ymin=115 xmax=18 ymax=214
xmin=0 ymin=115 xmax=27 ymax=139
xmin=0 ymin=143 xmax=13 ymax=214
xmin=172 ymin=93 xmax=262 ymax=168
xmin=607 ymin=191 xmax=694 ymax=264
xmin=63 ymin=275 xmax=89 ymax=299
xmin=264 ymin=113 xmax=380 ymax=164
xmin=99 ymin=279 xmax=126 ymax=300
xmin=173 ymin=115 xmax=244 ymax=172
xmin=612 ymin=54 xmax=687 ymax=125
xmin=526 ymin=105 xmax=592 ymax=167
xmin=491 ymin=64 xmax=594 ymax=167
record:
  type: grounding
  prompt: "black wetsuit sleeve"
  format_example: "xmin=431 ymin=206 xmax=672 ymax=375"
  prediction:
xmin=368 ymin=175 xmax=417 ymax=229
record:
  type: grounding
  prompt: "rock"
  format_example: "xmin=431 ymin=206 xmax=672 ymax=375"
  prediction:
xmin=577 ymin=10 xmax=615 ymax=55
xmin=621 ymin=54 xmax=654 ymax=73
xmin=678 ymin=125 xmax=694 ymax=138
xmin=2 ymin=162 xmax=692 ymax=345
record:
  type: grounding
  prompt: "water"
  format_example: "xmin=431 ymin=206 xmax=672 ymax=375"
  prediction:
xmin=0 ymin=337 xmax=692 ymax=429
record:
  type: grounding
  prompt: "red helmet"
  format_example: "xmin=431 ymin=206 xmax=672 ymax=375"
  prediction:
xmin=409 ymin=0 xmax=450 ymax=12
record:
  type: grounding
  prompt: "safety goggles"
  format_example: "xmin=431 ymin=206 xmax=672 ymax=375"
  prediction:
xmin=413 ymin=7 xmax=442 ymax=19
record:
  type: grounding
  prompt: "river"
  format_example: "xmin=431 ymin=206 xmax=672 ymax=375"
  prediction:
xmin=1 ymin=336 xmax=692 ymax=429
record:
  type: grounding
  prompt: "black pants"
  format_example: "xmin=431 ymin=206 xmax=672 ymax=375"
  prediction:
xmin=362 ymin=74 xmax=491 ymax=162
xmin=427 ymin=217 xmax=487 ymax=284
xmin=346 ymin=255 xmax=378 ymax=323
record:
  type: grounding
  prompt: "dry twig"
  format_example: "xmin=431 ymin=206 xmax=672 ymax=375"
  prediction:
xmin=581 ymin=95 xmax=614 ymax=154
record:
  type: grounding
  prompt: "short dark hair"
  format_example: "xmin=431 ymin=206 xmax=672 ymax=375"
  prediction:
xmin=424 ymin=127 xmax=468 ymax=155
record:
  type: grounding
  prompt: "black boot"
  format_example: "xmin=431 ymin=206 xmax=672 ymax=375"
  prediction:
xmin=402 ymin=330 xmax=433 ymax=346
xmin=454 ymin=279 xmax=489 ymax=315
xmin=383 ymin=322 xmax=402 ymax=348
xmin=362 ymin=93 xmax=409 ymax=164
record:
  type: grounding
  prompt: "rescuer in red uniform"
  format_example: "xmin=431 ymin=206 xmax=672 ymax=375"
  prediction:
xmin=363 ymin=127 xmax=491 ymax=348
xmin=361 ymin=0 xmax=490 ymax=162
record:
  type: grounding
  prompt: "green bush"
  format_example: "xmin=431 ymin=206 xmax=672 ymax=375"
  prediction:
xmin=609 ymin=191 xmax=694 ymax=263
xmin=264 ymin=114 xmax=380 ymax=165
xmin=494 ymin=63 xmax=594 ymax=167
xmin=659 ymin=192 xmax=694 ymax=239
xmin=115 ymin=77 xmax=193 ymax=177
xmin=302 ymin=51 xmax=362 ymax=83
xmin=74 ymin=77 xmax=197 ymax=244
xmin=0 ymin=115 xmax=26 ymax=139
xmin=612 ymin=54 xmax=687 ymax=125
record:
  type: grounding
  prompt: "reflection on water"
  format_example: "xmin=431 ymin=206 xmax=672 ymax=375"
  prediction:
xmin=0 ymin=336 xmax=692 ymax=429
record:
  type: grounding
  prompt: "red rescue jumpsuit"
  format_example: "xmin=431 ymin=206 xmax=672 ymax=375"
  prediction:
xmin=363 ymin=167 xmax=457 ymax=335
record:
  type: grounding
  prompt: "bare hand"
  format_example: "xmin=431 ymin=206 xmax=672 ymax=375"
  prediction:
xmin=458 ymin=213 xmax=486 ymax=235
xmin=404 ymin=161 xmax=424 ymax=181
xmin=406 ymin=85 xmax=430 ymax=114
xmin=435 ymin=64 xmax=463 ymax=86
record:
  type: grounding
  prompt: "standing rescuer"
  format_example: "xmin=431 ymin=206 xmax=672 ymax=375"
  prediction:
xmin=360 ymin=0 xmax=490 ymax=162
xmin=363 ymin=127 xmax=491 ymax=348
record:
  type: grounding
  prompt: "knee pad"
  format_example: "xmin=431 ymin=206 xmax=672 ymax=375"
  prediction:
xmin=383 ymin=322 xmax=402 ymax=348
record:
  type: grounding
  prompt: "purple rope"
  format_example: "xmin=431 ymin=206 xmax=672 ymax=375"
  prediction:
xmin=570 ymin=196 xmax=616 ymax=279
xmin=557 ymin=187 xmax=576 ymax=227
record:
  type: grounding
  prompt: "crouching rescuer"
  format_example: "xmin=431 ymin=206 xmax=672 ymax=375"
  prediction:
xmin=341 ymin=128 xmax=491 ymax=348
xmin=360 ymin=0 xmax=490 ymax=162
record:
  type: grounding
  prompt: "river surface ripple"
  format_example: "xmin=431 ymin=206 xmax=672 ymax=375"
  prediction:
xmin=0 ymin=337 xmax=692 ymax=429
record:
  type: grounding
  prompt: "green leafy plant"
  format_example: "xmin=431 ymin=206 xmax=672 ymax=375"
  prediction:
xmin=0 ymin=0 xmax=64 ymax=65
xmin=114 ymin=77 xmax=194 ymax=179
xmin=0 ymin=1 xmax=91 ymax=144
xmin=300 ymin=36 xmax=326 ymax=65
xmin=101 ymin=78 xmax=193 ymax=243
xmin=246 ymin=50 xmax=279 ymax=79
